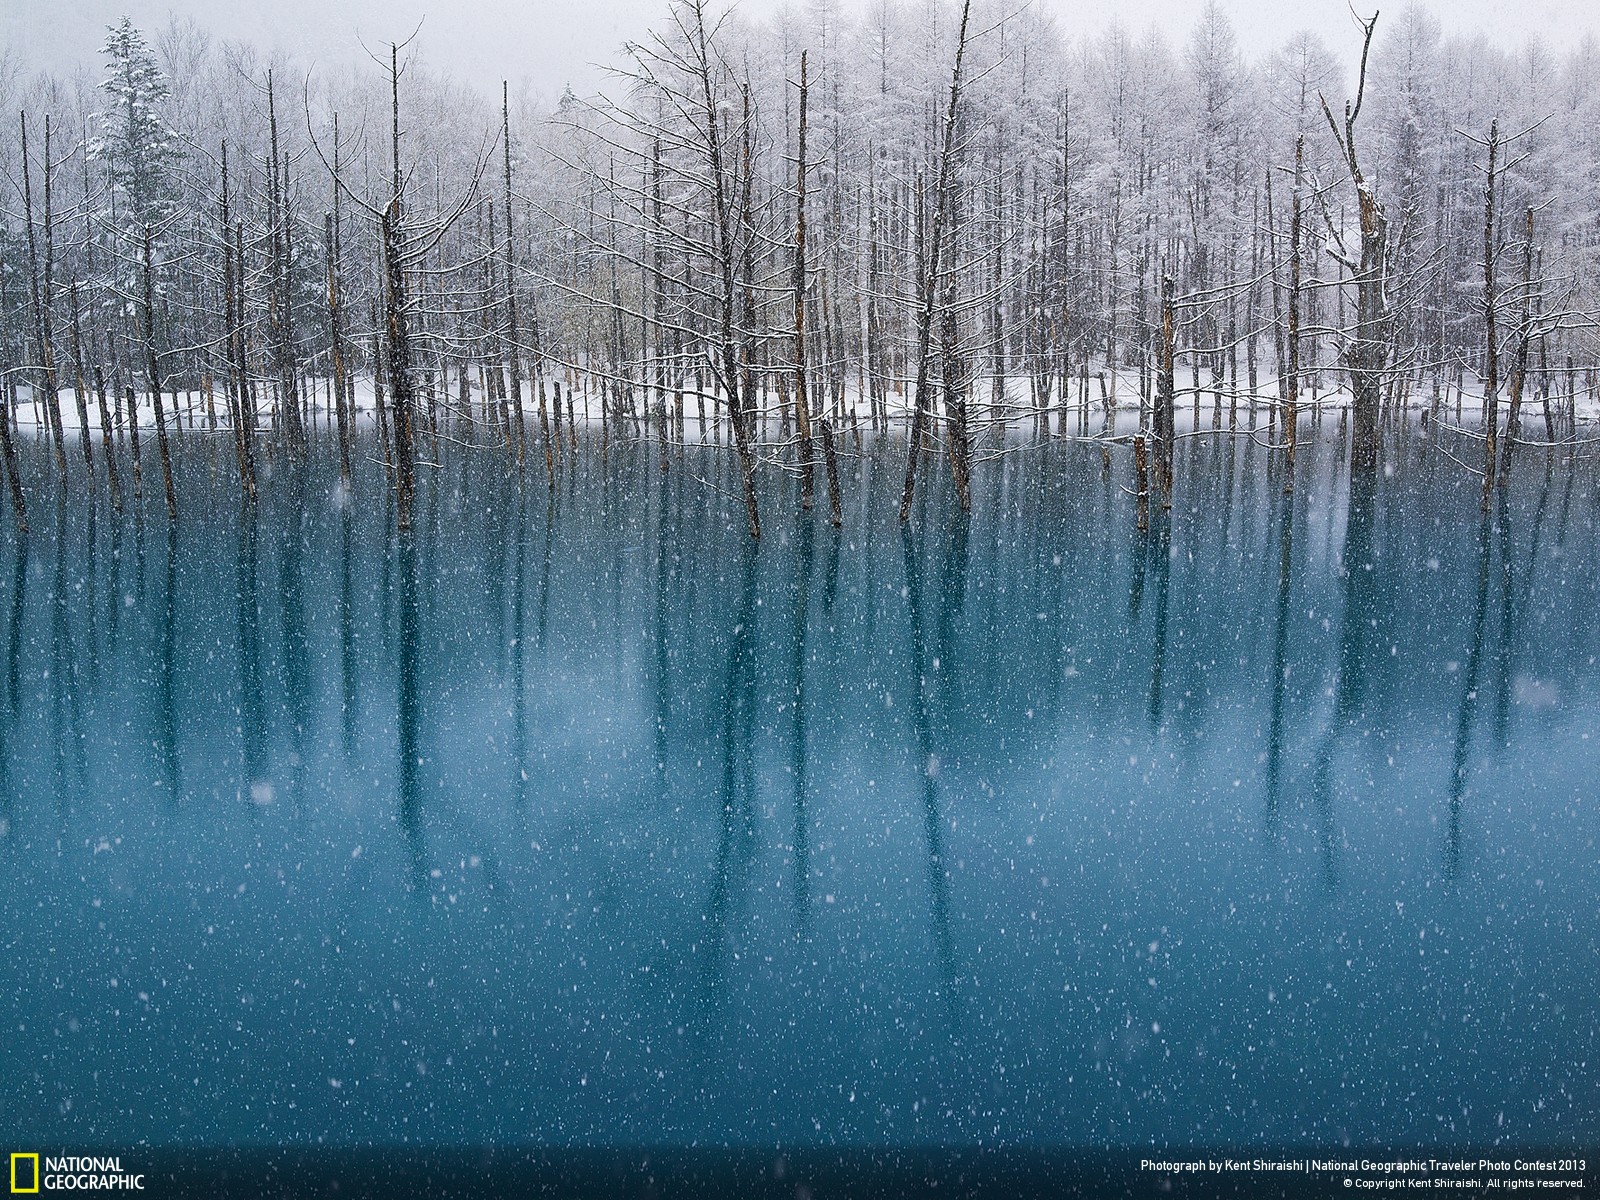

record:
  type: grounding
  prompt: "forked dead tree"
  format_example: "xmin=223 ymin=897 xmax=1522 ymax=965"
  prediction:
xmin=309 ymin=34 xmax=487 ymax=530
xmin=1318 ymin=11 xmax=1389 ymax=474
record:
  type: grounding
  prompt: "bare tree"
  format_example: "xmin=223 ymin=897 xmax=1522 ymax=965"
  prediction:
xmin=310 ymin=34 xmax=486 ymax=529
xmin=793 ymin=50 xmax=816 ymax=512
xmin=899 ymin=0 xmax=974 ymax=523
xmin=1318 ymin=11 xmax=1389 ymax=473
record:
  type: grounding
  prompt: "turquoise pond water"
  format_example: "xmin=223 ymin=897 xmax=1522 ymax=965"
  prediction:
xmin=0 ymin=426 xmax=1595 ymax=1149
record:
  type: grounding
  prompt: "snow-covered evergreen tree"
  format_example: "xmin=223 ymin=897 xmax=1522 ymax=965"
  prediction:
xmin=92 ymin=17 xmax=180 ymax=233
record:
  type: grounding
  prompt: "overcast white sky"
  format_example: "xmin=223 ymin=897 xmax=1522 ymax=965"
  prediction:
xmin=4 ymin=0 xmax=1595 ymax=102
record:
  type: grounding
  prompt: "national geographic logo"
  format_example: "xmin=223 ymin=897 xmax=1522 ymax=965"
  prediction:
xmin=9 ymin=1155 xmax=38 ymax=1194
xmin=9 ymin=1156 xmax=143 ymax=1191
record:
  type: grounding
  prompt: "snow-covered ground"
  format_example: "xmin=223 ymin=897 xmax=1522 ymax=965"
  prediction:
xmin=6 ymin=369 xmax=1597 ymax=442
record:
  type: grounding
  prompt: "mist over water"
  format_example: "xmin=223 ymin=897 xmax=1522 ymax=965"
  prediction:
xmin=0 ymin=426 xmax=1595 ymax=1149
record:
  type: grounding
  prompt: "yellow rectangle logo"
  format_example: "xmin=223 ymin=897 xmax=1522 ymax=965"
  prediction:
xmin=9 ymin=1153 xmax=39 ymax=1194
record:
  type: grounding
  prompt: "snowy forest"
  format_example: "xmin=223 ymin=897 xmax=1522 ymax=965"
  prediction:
xmin=4 ymin=2 xmax=1600 ymax=1172
xmin=1 ymin=0 xmax=1598 ymax=531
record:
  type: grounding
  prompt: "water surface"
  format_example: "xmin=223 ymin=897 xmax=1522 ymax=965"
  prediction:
xmin=1 ymin=428 xmax=1595 ymax=1150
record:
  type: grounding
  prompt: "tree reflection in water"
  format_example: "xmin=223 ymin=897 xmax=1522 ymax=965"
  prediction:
xmin=0 ymin=433 xmax=1594 ymax=1149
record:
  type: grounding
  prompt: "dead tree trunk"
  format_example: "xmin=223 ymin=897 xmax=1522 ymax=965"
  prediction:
xmin=1319 ymin=13 xmax=1388 ymax=475
xmin=1286 ymin=134 xmax=1304 ymax=489
xmin=66 ymin=280 xmax=94 ymax=476
xmin=326 ymin=213 xmax=352 ymax=485
xmin=1156 ymin=274 xmax=1175 ymax=502
xmin=820 ymin=417 xmax=843 ymax=528
xmin=0 ymin=366 xmax=25 ymax=530
xmin=142 ymin=225 xmax=178 ymax=519
xmin=381 ymin=201 xmax=417 ymax=528
xmin=90 ymin=351 xmax=121 ymax=509
xmin=502 ymin=84 xmax=527 ymax=466
xmin=21 ymin=113 xmax=68 ymax=476
xmin=899 ymin=0 xmax=974 ymax=523
xmin=230 ymin=214 xmax=257 ymax=499
xmin=1497 ymin=207 xmax=1535 ymax=491
xmin=327 ymin=113 xmax=354 ymax=486
xmin=793 ymin=50 xmax=816 ymax=511
xmin=265 ymin=73 xmax=303 ymax=452
xmin=1480 ymin=119 xmax=1501 ymax=512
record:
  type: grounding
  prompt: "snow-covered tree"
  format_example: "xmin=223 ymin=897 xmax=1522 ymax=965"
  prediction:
xmin=93 ymin=17 xmax=181 ymax=233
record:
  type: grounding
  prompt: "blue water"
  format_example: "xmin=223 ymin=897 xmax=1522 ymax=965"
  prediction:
xmin=1 ymin=427 xmax=1595 ymax=1150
